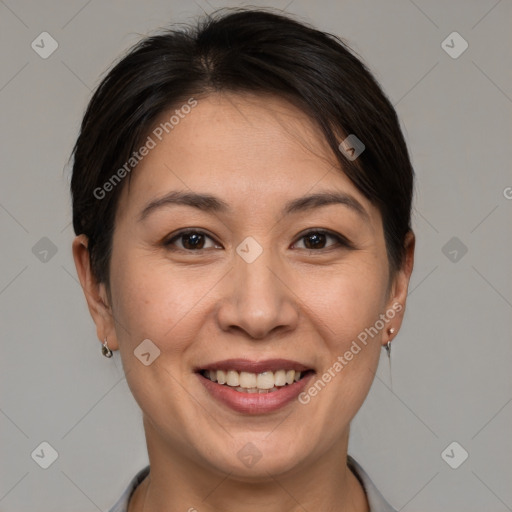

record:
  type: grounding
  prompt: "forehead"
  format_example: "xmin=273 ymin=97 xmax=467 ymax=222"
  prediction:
xmin=116 ymin=92 xmax=376 ymax=223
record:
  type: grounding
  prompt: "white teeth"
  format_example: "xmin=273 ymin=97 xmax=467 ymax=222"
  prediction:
xmin=274 ymin=369 xmax=286 ymax=386
xmin=234 ymin=386 xmax=279 ymax=394
xmin=226 ymin=370 xmax=239 ymax=387
xmin=216 ymin=369 xmax=226 ymax=385
xmin=256 ymin=372 xmax=275 ymax=390
xmin=203 ymin=368 xmax=307 ymax=391
xmin=239 ymin=371 xmax=257 ymax=388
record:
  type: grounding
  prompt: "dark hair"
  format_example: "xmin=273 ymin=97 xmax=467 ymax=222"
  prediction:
xmin=71 ymin=8 xmax=414 ymax=293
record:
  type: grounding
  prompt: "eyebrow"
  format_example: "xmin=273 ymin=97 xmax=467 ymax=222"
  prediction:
xmin=138 ymin=190 xmax=370 ymax=223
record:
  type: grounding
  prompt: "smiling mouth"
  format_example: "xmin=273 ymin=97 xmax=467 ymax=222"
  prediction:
xmin=199 ymin=368 xmax=315 ymax=393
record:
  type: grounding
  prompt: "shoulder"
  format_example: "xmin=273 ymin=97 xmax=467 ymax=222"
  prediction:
xmin=347 ymin=455 xmax=398 ymax=512
xmin=107 ymin=465 xmax=150 ymax=512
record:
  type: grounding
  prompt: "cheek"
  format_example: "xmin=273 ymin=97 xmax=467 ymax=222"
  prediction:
xmin=318 ymin=263 xmax=388 ymax=405
xmin=300 ymin=259 xmax=389 ymax=345
xmin=108 ymin=256 xmax=210 ymax=421
xmin=109 ymin=254 xmax=209 ymax=348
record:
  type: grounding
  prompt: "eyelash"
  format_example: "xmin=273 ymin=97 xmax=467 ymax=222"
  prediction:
xmin=163 ymin=229 xmax=353 ymax=252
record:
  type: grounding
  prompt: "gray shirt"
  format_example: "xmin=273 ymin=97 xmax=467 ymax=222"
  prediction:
xmin=108 ymin=455 xmax=397 ymax=512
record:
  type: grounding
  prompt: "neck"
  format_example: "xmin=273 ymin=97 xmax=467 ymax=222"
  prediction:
xmin=128 ymin=417 xmax=369 ymax=512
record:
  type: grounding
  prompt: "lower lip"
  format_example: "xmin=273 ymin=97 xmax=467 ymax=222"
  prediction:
xmin=198 ymin=372 xmax=315 ymax=414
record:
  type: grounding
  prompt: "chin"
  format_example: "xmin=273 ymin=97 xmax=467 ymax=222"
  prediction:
xmin=200 ymin=437 xmax=310 ymax=481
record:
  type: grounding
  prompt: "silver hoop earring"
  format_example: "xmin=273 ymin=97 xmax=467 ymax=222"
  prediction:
xmin=102 ymin=337 xmax=113 ymax=358
xmin=384 ymin=328 xmax=395 ymax=359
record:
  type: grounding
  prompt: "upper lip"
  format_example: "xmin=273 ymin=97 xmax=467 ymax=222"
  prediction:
xmin=196 ymin=358 xmax=313 ymax=374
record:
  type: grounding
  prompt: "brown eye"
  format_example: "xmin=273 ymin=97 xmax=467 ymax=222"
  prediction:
xmin=293 ymin=230 xmax=351 ymax=251
xmin=164 ymin=230 xmax=220 ymax=251
xmin=303 ymin=232 xmax=328 ymax=249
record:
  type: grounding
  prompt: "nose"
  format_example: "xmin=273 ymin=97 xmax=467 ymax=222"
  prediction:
xmin=215 ymin=246 xmax=299 ymax=340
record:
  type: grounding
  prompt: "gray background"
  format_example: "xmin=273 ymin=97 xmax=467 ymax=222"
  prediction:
xmin=1 ymin=0 xmax=511 ymax=511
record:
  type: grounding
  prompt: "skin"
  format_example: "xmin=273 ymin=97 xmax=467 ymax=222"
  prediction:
xmin=73 ymin=92 xmax=414 ymax=512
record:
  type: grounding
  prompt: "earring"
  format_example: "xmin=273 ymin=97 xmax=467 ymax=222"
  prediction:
xmin=101 ymin=337 xmax=113 ymax=358
xmin=384 ymin=328 xmax=395 ymax=358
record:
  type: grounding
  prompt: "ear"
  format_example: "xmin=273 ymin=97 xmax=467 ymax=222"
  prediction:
xmin=72 ymin=234 xmax=119 ymax=351
xmin=383 ymin=230 xmax=415 ymax=343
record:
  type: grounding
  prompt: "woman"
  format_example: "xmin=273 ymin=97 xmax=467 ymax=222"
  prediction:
xmin=71 ymin=9 xmax=415 ymax=512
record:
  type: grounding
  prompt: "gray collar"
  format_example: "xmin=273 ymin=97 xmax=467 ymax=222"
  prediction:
xmin=347 ymin=455 xmax=397 ymax=511
xmin=109 ymin=456 xmax=397 ymax=512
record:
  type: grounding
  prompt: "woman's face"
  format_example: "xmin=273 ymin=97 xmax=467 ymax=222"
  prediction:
xmin=78 ymin=92 xmax=412 ymax=478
